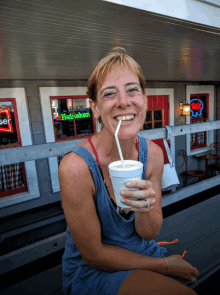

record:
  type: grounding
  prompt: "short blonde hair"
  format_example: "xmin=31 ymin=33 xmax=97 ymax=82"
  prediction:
xmin=87 ymin=47 xmax=146 ymax=125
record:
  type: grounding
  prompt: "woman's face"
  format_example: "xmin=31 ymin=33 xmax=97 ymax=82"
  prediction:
xmin=90 ymin=67 xmax=147 ymax=140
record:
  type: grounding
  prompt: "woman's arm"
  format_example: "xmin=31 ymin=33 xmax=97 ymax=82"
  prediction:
xmin=134 ymin=139 xmax=164 ymax=240
xmin=59 ymin=151 xmax=166 ymax=274
xmin=59 ymin=150 xmax=199 ymax=283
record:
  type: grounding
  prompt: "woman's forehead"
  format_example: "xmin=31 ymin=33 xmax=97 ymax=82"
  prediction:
xmin=100 ymin=68 xmax=139 ymax=89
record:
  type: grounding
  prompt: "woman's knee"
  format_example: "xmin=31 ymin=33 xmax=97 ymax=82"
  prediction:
xmin=117 ymin=270 xmax=198 ymax=295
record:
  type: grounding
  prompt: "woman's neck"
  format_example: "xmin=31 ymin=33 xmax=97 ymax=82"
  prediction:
xmin=93 ymin=128 xmax=138 ymax=164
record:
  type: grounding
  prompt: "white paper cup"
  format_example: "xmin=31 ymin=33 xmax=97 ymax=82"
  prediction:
xmin=108 ymin=160 xmax=143 ymax=208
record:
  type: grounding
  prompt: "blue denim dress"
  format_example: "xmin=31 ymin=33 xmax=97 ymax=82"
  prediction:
xmin=62 ymin=135 xmax=167 ymax=295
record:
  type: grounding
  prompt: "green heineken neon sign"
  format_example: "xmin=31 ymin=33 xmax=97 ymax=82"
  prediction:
xmin=56 ymin=112 xmax=90 ymax=121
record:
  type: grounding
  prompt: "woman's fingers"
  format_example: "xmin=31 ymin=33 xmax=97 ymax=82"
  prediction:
xmin=120 ymin=197 xmax=151 ymax=209
xmin=193 ymin=267 xmax=199 ymax=276
xmin=121 ymin=188 xmax=148 ymax=200
xmin=125 ymin=179 xmax=151 ymax=189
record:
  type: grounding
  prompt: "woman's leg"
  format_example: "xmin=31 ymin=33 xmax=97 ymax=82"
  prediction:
xmin=117 ymin=270 xmax=198 ymax=295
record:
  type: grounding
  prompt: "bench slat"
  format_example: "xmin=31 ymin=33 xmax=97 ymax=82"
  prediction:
xmin=183 ymin=230 xmax=220 ymax=274
xmin=156 ymin=208 xmax=220 ymax=253
xmin=158 ymin=194 xmax=220 ymax=239
xmin=0 ymin=264 xmax=63 ymax=295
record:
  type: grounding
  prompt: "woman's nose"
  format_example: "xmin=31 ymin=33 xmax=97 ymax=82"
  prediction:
xmin=116 ymin=91 xmax=131 ymax=108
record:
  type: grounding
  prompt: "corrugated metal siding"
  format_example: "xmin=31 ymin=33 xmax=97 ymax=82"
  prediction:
xmin=1 ymin=0 xmax=220 ymax=80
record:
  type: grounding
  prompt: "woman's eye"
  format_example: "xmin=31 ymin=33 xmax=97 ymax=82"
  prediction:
xmin=128 ymin=88 xmax=139 ymax=93
xmin=104 ymin=92 xmax=115 ymax=97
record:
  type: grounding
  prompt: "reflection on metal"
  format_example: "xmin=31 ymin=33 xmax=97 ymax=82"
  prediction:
xmin=1 ymin=120 xmax=220 ymax=166
xmin=195 ymin=0 xmax=220 ymax=9
xmin=1 ymin=1 xmax=220 ymax=80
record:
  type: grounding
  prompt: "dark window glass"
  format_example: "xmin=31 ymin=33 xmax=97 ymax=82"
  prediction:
xmin=51 ymin=98 xmax=94 ymax=141
xmin=190 ymin=94 xmax=208 ymax=149
xmin=143 ymin=123 xmax=152 ymax=130
xmin=52 ymin=98 xmax=75 ymax=140
xmin=73 ymin=99 xmax=93 ymax=136
xmin=154 ymin=110 xmax=162 ymax=121
xmin=190 ymin=95 xmax=207 ymax=119
xmin=0 ymin=100 xmax=27 ymax=197
xmin=146 ymin=111 xmax=152 ymax=121
xmin=0 ymin=101 xmax=19 ymax=148
xmin=155 ymin=122 xmax=162 ymax=129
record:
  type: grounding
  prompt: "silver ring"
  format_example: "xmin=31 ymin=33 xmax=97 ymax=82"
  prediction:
xmin=190 ymin=276 xmax=196 ymax=283
xmin=145 ymin=199 xmax=150 ymax=208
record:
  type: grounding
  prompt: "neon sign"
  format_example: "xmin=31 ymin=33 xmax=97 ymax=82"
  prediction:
xmin=56 ymin=112 xmax=90 ymax=121
xmin=0 ymin=108 xmax=13 ymax=133
xmin=190 ymin=98 xmax=204 ymax=118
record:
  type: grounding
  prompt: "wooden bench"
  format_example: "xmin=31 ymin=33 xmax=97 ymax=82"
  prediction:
xmin=1 ymin=194 xmax=220 ymax=295
xmin=155 ymin=193 xmax=220 ymax=290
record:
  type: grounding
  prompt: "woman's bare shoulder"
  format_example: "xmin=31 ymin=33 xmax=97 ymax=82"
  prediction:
xmin=59 ymin=139 xmax=96 ymax=194
xmin=60 ymin=137 xmax=92 ymax=167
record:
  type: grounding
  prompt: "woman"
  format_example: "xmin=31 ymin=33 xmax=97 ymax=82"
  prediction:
xmin=59 ymin=47 xmax=199 ymax=295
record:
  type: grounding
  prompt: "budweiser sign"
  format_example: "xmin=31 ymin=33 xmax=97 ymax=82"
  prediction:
xmin=0 ymin=108 xmax=13 ymax=133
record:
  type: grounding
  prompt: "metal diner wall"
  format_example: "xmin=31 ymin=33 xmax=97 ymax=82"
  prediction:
xmin=1 ymin=121 xmax=220 ymax=274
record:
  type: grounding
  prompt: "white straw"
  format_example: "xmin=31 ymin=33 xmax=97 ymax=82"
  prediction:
xmin=115 ymin=120 xmax=124 ymax=167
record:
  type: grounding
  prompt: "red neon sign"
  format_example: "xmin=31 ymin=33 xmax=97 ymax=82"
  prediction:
xmin=191 ymin=102 xmax=202 ymax=111
xmin=0 ymin=108 xmax=13 ymax=133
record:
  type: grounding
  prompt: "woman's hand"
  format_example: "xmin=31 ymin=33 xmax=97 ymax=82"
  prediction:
xmin=166 ymin=255 xmax=199 ymax=283
xmin=120 ymin=179 xmax=156 ymax=212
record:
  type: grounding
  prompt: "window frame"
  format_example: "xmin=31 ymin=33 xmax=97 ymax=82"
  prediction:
xmin=0 ymin=98 xmax=28 ymax=197
xmin=142 ymin=108 xmax=164 ymax=130
xmin=0 ymin=98 xmax=22 ymax=148
xmin=0 ymin=88 xmax=39 ymax=209
xmin=190 ymin=93 xmax=209 ymax=150
xmin=39 ymin=87 xmax=96 ymax=193
xmin=186 ymin=86 xmax=214 ymax=156
xmin=49 ymin=95 xmax=96 ymax=141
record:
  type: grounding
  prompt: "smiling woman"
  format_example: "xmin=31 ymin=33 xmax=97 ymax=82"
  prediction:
xmin=60 ymin=47 xmax=199 ymax=295
xmin=87 ymin=47 xmax=147 ymax=128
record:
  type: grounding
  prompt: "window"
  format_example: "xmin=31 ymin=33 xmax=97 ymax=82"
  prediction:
xmin=142 ymin=109 xmax=164 ymax=130
xmin=186 ymin=85 xmax=214 ymax=156
xmin=190 ymin=94 xmax=209 ymax=150
xmin=50 ymin=96 xmax=95 ymax=142
xmin=0 ymin=99 xmax=28 ymax=198
xmin=50 ymin=96 xmax=96 ymax=166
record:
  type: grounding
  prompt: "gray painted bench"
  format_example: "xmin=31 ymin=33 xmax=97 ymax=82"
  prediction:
xmin=1 ymin=194 xmax=220 ymax=295
xmin=155 ymin=193 xmax=220 ymax=290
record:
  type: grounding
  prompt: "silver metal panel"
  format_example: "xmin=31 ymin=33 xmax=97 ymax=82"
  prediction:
xmin=1 ymin=0 xmax=220 ymax=80
xmin=1 ymin=120 xmax=220 ymax=165
xmin=195 ymin=0 xmax=220 ymax=8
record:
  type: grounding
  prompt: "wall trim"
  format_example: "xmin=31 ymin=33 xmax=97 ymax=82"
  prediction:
xmin=186 ymin=85 xmax=214 ymax=156
xmin=39 ymin=87 xmax=87 ymax=193
xmin=0 ymin=88 xmax=39 ymax=209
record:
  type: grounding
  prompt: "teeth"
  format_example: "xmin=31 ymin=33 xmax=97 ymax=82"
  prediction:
xmin=116 ymin=115 xmax=134 ymax=121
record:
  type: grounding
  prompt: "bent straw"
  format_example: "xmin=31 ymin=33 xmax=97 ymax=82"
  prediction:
xmin=115 ymin=120 xmax=124 ymax=167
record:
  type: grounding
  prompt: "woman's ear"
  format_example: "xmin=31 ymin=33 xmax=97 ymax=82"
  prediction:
xmin=89 ymin=99 xmax=100 ymax=120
